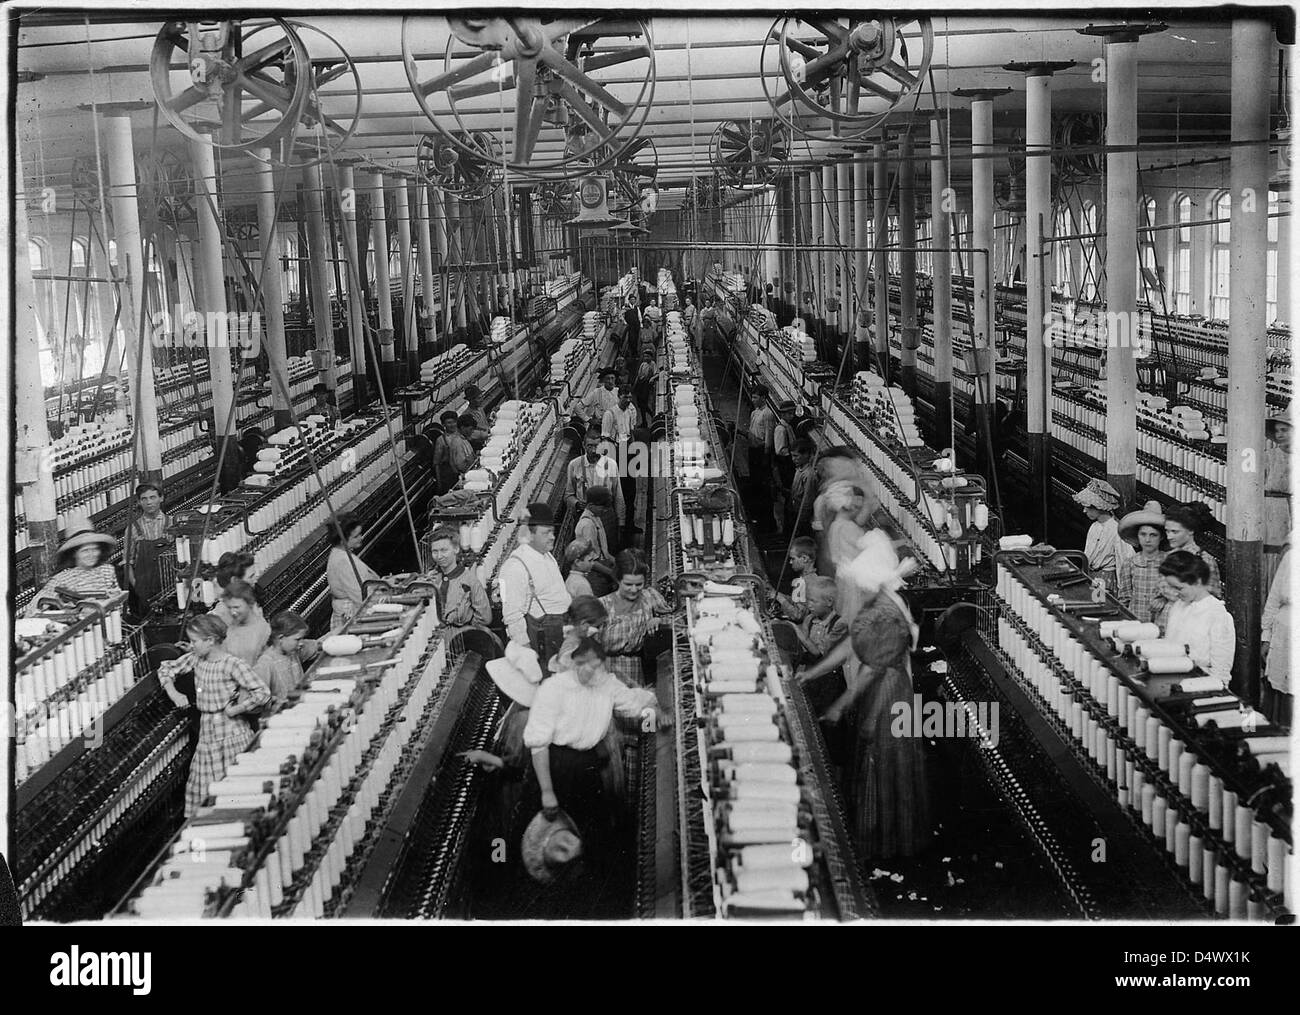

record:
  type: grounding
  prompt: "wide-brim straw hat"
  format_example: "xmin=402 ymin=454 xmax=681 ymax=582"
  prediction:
xmin=1265 ymin=407 xmax=1292 ymax=440
xmin=485 ymin=641 xmax=543 ymax=707
xmin=58 ymin=510 xmax=116 ymax=557
xmin=1072 ymin=478 xmax=1122 ymax=513
xmin=1117 ymin=500 xmax=1167 ymax=546
xmin=521 ymin=809 xmax=584 ymax=883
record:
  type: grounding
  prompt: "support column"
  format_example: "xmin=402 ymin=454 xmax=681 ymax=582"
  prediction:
xmin=189 ymin=137 xmax=235 ymax=443
xmin=930 ymin=115 xmax=954 ymax=453
xmin=303 ymin=164 xmax=340 ymax=410
xmin=796 ymin=172 xmax=814 ymax=328
xmin=836 ymin=159 xmax=851 ymax=345
xmin=15 ymin=139 xmax=60 ymax=583
xmin=1226 ymin=18 xmax=1272 ymax=700
xmin=1008 ymin=61 xmax=1074 ymax=538
xmin=332 ymin=162 xmax=369 ymax=408
xmin=1080 ymin=25 xmax=1161 ymax=509
xmin=431 ymin=189 xmax=451 ymax=339
xmin=764 ymin=187 xmax=781 ymax=304
xmin=853 ymin=156 xmax=871 ymax=377
xmin=957 ymin=88 xmax=1010 ymax=484
xmin=252 ymin=150 xmax=291 ymax=430
xmin=873 ymin=135 xmax=890 ymax=381
xmin=898 ymin=133 xmax=918 ymax=397
xmin=447 ymin=194 xmax=468 ymax=331
xmin=1276 ymin=187 xmax=1292 ymax=325
xmin=107 ymin=116 xmax=163 ymax=480
xmin=416 ymin=182 xmax=438 ymax=360
xmin=808 ymin=170 xmax=825 ymax=353
xmin=392 ymin=176 xmax=416 ymax=384
xmin=362 ymin=172 xmax=395 ymax=396
xmin=821 ymin=163 xmax=837 ymax=342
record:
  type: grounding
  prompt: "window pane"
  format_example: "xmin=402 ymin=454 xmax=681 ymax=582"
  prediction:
xmin=1177 ymin=196 xmax=1191 ymax=243
xmin=1268 ymin=191 xmax=1279 ymax=243
xmin=1215 ymin=192 xmax=1231 ymax=244
xmin=28 ymin=238 xmax=45 ymax=270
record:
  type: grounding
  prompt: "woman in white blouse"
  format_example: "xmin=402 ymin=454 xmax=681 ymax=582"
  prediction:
xmin=1261 ymin=548 xmax=1291 ymax=726
xmin=325 ymin=511 xmax=381 ymax=632
xmin=1160 ymin=551 xmax=1236 ymax=687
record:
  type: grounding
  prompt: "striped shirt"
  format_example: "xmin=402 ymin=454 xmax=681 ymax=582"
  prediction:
xmin=25 ymin=564 xmax=120 ymax=616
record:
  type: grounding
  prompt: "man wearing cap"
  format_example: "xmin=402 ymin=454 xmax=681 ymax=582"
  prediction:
xmin=632 ymin=349 xmax=657 ymax=423
xmin=603 ymin=388 xmax=642 ymax=536
xmin=577 ymin=369 xmax=620 ymax=427
xmin=498 ymin=503 xmax=573 ymax=663
xmin=564 ymin=430 xmax=624 ymax=534
xmin=24 ymin=512 xmax=121 ymax=616
xmin=462 ymin=385 xmax=490 ymax=433
xmin=746 ymin=384 xmax=776 ymax=506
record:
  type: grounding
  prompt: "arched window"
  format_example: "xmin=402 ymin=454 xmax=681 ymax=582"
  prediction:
xmin=1138 ymin=197 xmax=1158 ymax=301
xmin=1079 ymin=201 xmax=1101 ymax=302
xmin=281 ymin=232 xmax=299 ymax=296
xmin=917 ymin=217 xmax=932 ymax=276
xmin=1210 ymin=190 xmax=1231 ymax=318
xmin=108 ymin=239 xmax=119 ymax=269
xmin=1173 ymin=194 xmax=1193 ymax=314
xmin=1054 ymin=205 xmax=1074 ymax=297
xmin=71 ymin=237 xmax=88 ymax=271
xmin=28 ymin=236 xmax=48 ymax=271
xmin=1267 ymin=189 xmax=1280 ymax=321
xmin=887 ymin=213 xmax=900 ymax=275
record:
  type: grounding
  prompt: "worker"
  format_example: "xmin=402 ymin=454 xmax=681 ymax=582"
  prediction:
xmin=1260 ymin=546 xmax=1291 ymax=726
xmin=444 ymin=415 xmax=479 ymax=485
xmin=520 ymin=635 xmax=657 ymax=914
xmin=253 ymin=611 xmax=320 ymax=713
xmin=603 ymin=388 xmax=641 ymax=536
xmin=1159 ymin=501 xmax=1222 ymax=597
xmin=682 ymin=298 xmax=698 ymax=352
xmin=1160 ymin=550 xmax=1235 ymax=687
xmin=632 ymin=349 xmax=657 ymax=422
xmin=576 ymin=369 xmax=620 ymax=428
xmin=622 ymin=297 xmax=642 ymax=362
xmin=775 ymin=536 xmax=821 ymax=620
xmin=572 ymin=486 xmax=618 ymax=595
xmin=564 ymin=429 xmax=624 ymax=528
xmin=787 ymin=439 xmax=817 ymax=538
xmin=126 ymin=483 xmax=169 ymax=612
xmin=563 ymin=538 xmax=600 ymax=600
xmin=431 ymin=410 xmax=462 ymax=493
xmin=326 ymin=511 xmax=382 ymax=632
xmin=746 ymin=384 xmax=776 ymax=506
xmin=498 ymin=502 xmax=572 ymax=664
xmin=796 ymin=529 xmax=930 ymax=859
xmin=1115 ymin=501 xmax=1168 ymax=624
xmin=598 ymin=549 xmax=672 ymax=687
xmin=426 ymin=525 xmax=492 ymax=627
xmin=157 ymin=614 xmax=272 ymax=817
xmin=1263 ymin=409 xmax=1291 ymax=593
xmin=24 ymin=511 xmax=120 ymax=616
xmin=462 ymin=384 xmax=491 ymax=433
xmin=210 ymin=579 xmax=271 ymax=668
xmin=1073 ymin=478 xmax=1131 ymax=594
xmin=214 ymin=550 xmax=267 ymax=609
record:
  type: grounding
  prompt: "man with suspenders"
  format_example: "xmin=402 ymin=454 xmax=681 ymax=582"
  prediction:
xmin=497 ymin=502 xmax=572 ymax=666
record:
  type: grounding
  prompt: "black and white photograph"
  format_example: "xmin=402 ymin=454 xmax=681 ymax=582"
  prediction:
xmin=1 ymin=1 xmax=1295 ymax=954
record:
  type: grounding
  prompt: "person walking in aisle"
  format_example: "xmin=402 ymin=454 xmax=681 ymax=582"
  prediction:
xmin=498 ymin=502 xmax=572 ymax=665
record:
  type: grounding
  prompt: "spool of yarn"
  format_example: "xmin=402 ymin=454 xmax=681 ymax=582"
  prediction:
xmin=1114 ymin=622 xmax=1160 ymax=643
xmin=999 ymin=534 xmax=1033 ymax=550
xmin=1132 ymin=639 xmax=1187 ymax=659
xmin=1189 ymin=836 xmax=1204 ymax=884
xmin=1146 ymin=655 xmax=1195 ymax=675
xmin=1157 ymin=726 xmax=1172 ymax=770
xmin=1177 ymin=674 xmax=1229 ymax=693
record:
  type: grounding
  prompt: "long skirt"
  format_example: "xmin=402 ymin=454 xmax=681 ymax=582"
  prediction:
xmin=331 ymin=598 xmax=359 ymax=634
xmin=185 ymin=711 xmax=256 ymax=816
xmin=848 ymin=665 xmax=932 ymax=860
xmin=512 ymin=744 xmax=618 ymax=919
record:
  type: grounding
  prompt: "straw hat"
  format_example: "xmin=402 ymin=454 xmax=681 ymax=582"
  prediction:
xmin=1072 ymin=478 xmax=1122 ymax=513
xmin=485 ymin=641 xmax=544 ymax=707
xmin=1117 ymin=500 xmax=1167 ymax=546
xmin=57 ymin=510 xmax=116 ymax=558
xmin=521 ymin=809 xmax=584 ymax=883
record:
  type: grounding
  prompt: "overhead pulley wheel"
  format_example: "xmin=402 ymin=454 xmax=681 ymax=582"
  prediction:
xmin=246 ymin=20 xmax=364 ymax=170
xmin=401 ymin=15 xmax=656 ymax=178
xmin=151 ymin=18 xmax=311 ymax=152
xmin=70 ymin=155 xmax=110 ymax=213
xmin=416 ymin=130 xmax=504 ymax=201
xmin=137 ymin=149 xmax=197 ymax=222
xmin=609 ymin=135 xmax=658 ymax=209
xmin=1054 ymin=112 xmax=1105 ymax=184
xmin=761 ymin=16 xmax=932 ymax=141
xmin=711 ymin=119 xmax=789 ymax=189
xmin=536 ymin=180 xmax=576 ymax=219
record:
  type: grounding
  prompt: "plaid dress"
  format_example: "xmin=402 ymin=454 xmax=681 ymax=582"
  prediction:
xmin=182 ymin=652 xmax=272 ymax=815
xmin=1116 ymin=551 xmax=1166 ymax=623
xmin=599 ymin=588 xmax=670 ymax=687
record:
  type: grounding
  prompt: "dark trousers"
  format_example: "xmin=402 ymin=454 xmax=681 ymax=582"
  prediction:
xmin=525 ymin=613 xmax=567 ymax=667
xmin=620 ymin=475 xmax=638 ymax=534
xmin=624 ymin=325 xmax=640 ymax=362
